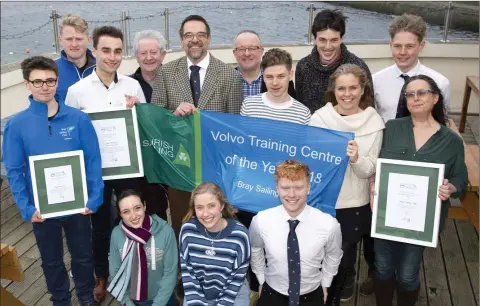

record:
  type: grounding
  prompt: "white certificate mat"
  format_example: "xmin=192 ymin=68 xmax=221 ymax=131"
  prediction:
xmin=92 ymin=118 xmax=132 ymax=168
xmin=44 ymin=165 xmax=76 ymax=204
xmin=385 ymin=173 xmax=429 ymax=232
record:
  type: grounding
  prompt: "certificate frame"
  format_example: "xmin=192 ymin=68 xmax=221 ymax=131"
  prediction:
xmin=371 ymin=158 xmax=445 ymax=248
xmin=85 ymin=106 xmax=144 ymax=180
xmin=29 ymin=150 xmax=88 ymax=219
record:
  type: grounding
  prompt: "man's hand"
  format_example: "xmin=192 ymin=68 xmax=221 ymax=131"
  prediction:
xmin=438 ymin=179 xmax=456 ymax=201
xmin=173 ymin=103 xmax=196 ymax=117
xmin=81 ymin=208 xmax=94 ymax=215
xmin=125 ymin=94 xmax=140 ymax=109
xmin=31 ymin=210 xmax=45 ymax=223
xmin=323 ymin=287 xmax=328 ymax=303
xmin=347 ymin=140 xmax=359 ymax=163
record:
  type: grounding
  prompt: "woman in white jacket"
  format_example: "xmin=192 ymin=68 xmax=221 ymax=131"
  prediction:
xmin=310 ymin=64 xmax=385 ymax=306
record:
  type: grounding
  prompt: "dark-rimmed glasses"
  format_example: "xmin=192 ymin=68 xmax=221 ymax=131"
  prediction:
xmin=404 ymin=89 xmax=436 ymax=99
xmin=234 ymin=46 xmax=262 ymax=54
xmin=183 ymin=32 xmax=209 ymax=41
xmin=29 ymin=79 xmax=57 ymax=88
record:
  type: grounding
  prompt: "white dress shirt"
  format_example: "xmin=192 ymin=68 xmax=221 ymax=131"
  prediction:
xmin=249 ymin=204 xmax=343 ymax=295
xmin=373 ymin=60 xmax=451 ymax=122
xmin=187 ymin=52 xmax=210 ymax=90
xmin=65 ymin=70 xmax=146 ymax=110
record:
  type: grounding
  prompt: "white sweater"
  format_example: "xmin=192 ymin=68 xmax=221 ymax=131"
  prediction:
xmin=310 ymin=103 xmax=385 ymax=209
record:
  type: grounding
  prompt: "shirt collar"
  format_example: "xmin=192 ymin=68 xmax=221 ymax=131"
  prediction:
xmin=187 ymin=52 xmax=210 ymax=70
xmin=92 ymin=69 xmax=119 ymax=89
xmin=280 ymin=204 xmax=309 ymax=223
xmin=394 ymin=60 xmax=422 ymax=78
xmin=235 ymin=67 xmax=263 ymax=83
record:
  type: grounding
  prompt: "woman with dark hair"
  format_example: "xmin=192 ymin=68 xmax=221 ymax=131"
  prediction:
xmin=108 ymin=190 xmax=178 ymax=306
xmin=179 ymin=182 xmax=251 ymax=306
xmin=310 ymin=63 xmax=385 ymax=305
xmin=374 ymin=75 xmax=467 ymax=306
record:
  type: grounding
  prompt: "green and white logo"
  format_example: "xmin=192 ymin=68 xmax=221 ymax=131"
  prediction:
xmin=173 ymin=143 xmax=191 ymax=167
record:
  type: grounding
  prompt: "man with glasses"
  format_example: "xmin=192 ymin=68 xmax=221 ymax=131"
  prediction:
xmin=151 ymin=15 xmax=243 ymax=236
xmin=233 ymin=30 xmax=296 ymax=99
xmin=3 ymin=56 xmax=103 ymax=306
xmin=373 ymin=14 xmax=451 ymax=122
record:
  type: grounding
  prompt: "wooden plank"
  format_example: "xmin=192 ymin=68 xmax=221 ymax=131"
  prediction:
xmin=1 ymin=286 xmax=25 ymax=306
xmin=448 ymin=206 xmax=470 ymax=220
xmin=1 ymin=221 xmax=32 ymax=247
xmin=461 ymin=192 xmax=479 ymax=231
xmin=440 ymin=218 xmax=477 ymax=306
xmin=418 ymin=263 xmax=428 ymax=305
xmin=1 ymin=205 xmax=21 ymax=226
xmin=423 ymin=242 xmax=452 ymax=305
xmin=1 ymin=214 xmax=25 ymax=239
xmin=455 ymin=220 xmax=479 ymax=305
xmin=1 ymin=191 xmax=15 ymax=213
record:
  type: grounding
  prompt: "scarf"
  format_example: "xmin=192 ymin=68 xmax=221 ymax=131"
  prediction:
xmin=107 ymin=216 xmax=153 ymax=302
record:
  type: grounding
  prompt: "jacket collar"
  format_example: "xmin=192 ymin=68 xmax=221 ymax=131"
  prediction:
xmin=28 ymin=95 xmax=65 ymax=118
xmin=309 ymin=43 xmax=350 ymax=72
xmin=60 ymin=49 xmax=96 ymax=68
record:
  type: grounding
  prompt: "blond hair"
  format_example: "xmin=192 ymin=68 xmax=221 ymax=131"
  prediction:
xmin=60 ymin=14 xmax=89 ymax=35
xmin=182 ymin=182 xmax=236 ymax=223
xmin=389 ymin=14 xmax=426 ymax=41
xmin=275 ymin=160 xmax=310 ymax=183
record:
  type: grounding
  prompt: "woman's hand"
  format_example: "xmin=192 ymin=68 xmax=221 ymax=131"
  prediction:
xmin=369 ymin=175 xmax=376 ymax=210
xmin=347 ymin=140 xmax=359 ymax=163
xmin=438 ymin=179 xmax=457 ymax=201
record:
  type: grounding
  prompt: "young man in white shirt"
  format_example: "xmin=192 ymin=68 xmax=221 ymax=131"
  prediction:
xmin=65 ymin=25 xmax=145 ymax=303
xmin=373 ymin=14 xmax=451 ymax=122
xmin=249 ymin=160 xmax=343 ymax=306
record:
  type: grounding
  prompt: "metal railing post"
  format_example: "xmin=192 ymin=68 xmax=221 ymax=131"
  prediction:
xmin=121 ymin=11 xmax=129 ymax=57
xmin=307 ymin=3 xmax=315 ymax=45
xmin=164 ymin=8 xmax=170 ymax=51
xmin=442 ymin=1 xmax=453 ymax=42
xmin=51 ymin=10 xmax=60 ymax=54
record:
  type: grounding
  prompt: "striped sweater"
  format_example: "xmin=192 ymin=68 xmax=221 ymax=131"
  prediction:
xmin=180 ymin=217 xmax=251 ymax=306
xmin=240 ymin=93 xmax=311 ymax=125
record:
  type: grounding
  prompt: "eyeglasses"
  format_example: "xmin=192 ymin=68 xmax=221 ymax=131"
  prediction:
xmin=234 ymin=46 xmax=262 ymax=54
xmin=182 ymin=32 xmax=209 ymax=41
xmin=28 ymin=78 xmax=58 ymax=88
xmin=404 ymin=89 xmax=436 ymax=99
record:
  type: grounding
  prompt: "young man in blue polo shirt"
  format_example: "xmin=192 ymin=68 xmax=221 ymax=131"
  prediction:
xmin=3 ymin=56 xmax=103 ymax=306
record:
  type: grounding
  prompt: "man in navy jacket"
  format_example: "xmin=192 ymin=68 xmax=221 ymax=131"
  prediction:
xmin=3 ymin=56 xmax=103 ymax=306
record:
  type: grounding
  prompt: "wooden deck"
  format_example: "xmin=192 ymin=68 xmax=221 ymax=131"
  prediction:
xmin=1 ymin=114 xmax=478 ymax=306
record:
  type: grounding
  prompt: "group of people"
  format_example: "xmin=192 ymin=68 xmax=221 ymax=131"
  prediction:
xmin=3 ymin=7 xmax=468 ymax=306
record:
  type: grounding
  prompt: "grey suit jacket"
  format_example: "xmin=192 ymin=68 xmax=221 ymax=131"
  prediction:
xmin=151 ymin=54 xmax=243 ymax=114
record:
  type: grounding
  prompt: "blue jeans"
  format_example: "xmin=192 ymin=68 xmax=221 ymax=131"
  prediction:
xmin=183 ymin=280 xmax=251 ymax=306
xmin=374 ymin=238 xmax=425 ymax=291
xmin=32 ymin=214 xmax=95 ymax=306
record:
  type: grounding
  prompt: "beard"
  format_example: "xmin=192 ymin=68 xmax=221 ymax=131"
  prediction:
xmin=187 ymin=41 xmax=206 ymax=60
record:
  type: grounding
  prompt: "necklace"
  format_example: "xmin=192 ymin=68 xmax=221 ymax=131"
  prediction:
xmin=204 ymin=220 xmax=225 ymax=257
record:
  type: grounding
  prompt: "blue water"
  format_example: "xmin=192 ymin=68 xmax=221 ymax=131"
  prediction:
xmin=1 ymin=1 xmax=478 ymax=65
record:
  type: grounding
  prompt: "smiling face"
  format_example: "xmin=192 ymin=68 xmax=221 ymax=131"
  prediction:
xmin=59 ymin=25 xmax=90 ymax=62
xmin=25 ymin=69 xmax=58 ymax=103
xmin=118 ymin=195 xmax=147 ymax=229
xmin=93 ymin=35 xmax=123 ymax=75
xmin=334 ymin=73 xmax=364 ymax=115
xmin=181 ymin=20 xmax=210 ymax=64
xmin=405 ymin=79 xmax=438 ymax=117
xmin=315 ymin=28 xmax=343 ymax=65
xmin=194 ymin=192 xmax=225 ymax=232
xmin=276 ymin=177 xmax=310 ymax=217
xmin=390 ymin=31 xmax=424 ymax=73
xmin=263 ymin=64 xmax=292 ymax=101
xmin=136 ymin=38 xmax=166 ymax=73
xmin=233 ymin=32 xmax=263 ymax=73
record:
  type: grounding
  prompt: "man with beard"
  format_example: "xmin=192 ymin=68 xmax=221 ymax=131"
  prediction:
xmin=150 ymin=15 xmax=243 ymax=236
xmin=295 ymin=9 xmax=373 ymax=114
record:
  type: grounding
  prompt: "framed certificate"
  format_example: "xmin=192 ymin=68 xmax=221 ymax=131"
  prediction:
xmin=85 ymin=106 xmax=144 ymax=180
xmin=29 ymin=150 xmax=88 ymax=219
xmin=371 ymin=158 xmax=445 ymax=247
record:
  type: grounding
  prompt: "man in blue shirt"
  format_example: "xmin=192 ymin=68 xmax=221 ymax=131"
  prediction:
xmin=3 ymin=56 xmax=103 ymax=306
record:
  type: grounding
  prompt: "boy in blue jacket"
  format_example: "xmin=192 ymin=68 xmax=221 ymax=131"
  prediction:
xmin=3 ymin=56 xmax=104 ymax=306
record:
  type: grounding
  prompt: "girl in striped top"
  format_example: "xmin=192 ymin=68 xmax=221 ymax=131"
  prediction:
xmin=179 ymin=182 xmax=251 ymax=306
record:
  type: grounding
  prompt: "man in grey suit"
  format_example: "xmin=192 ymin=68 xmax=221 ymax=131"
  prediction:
xmin=151 ymin=14 xmax=243 ymax=115
xmin=151 ymin=15 xmax=243 ymax=236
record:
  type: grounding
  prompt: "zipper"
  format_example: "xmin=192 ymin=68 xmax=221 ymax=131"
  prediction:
xmin=48 ymin=122 xmax=52 ymax=136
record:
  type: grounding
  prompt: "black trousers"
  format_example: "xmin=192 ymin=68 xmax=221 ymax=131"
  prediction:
xmin=257 ymin=283 xmax=324 ymax=306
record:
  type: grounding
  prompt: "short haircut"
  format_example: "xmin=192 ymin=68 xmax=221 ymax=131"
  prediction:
xmin=133 ymin=30 xmax=167 ymax=54
xmin=21 ymin=56 xmax=58 ymax=80
xmin=261 ymin=48 xmax=292 ymax=71
xmin=60 ymin=14 xmax=89 ymax=35
xmin=233 ymin=30 xmax=262 ymax=46
xmin=275 ymin=160 xmax=311 ymax=183
xmin=389 ymin=14 xmax=427 ymax=41
xmin=179 ymin=15 xmax=210 ymax=39
xmin=311 ymin=9 xmax=348 ymax=38
xmin=325 ymin=63 xmax=374 ymax=110
xmin=92 ymin=26 xmax=123 ymax=49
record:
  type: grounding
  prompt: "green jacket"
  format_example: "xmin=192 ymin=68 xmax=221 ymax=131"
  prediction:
xmin=109 ymin=215 xmax=178 ymax=306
